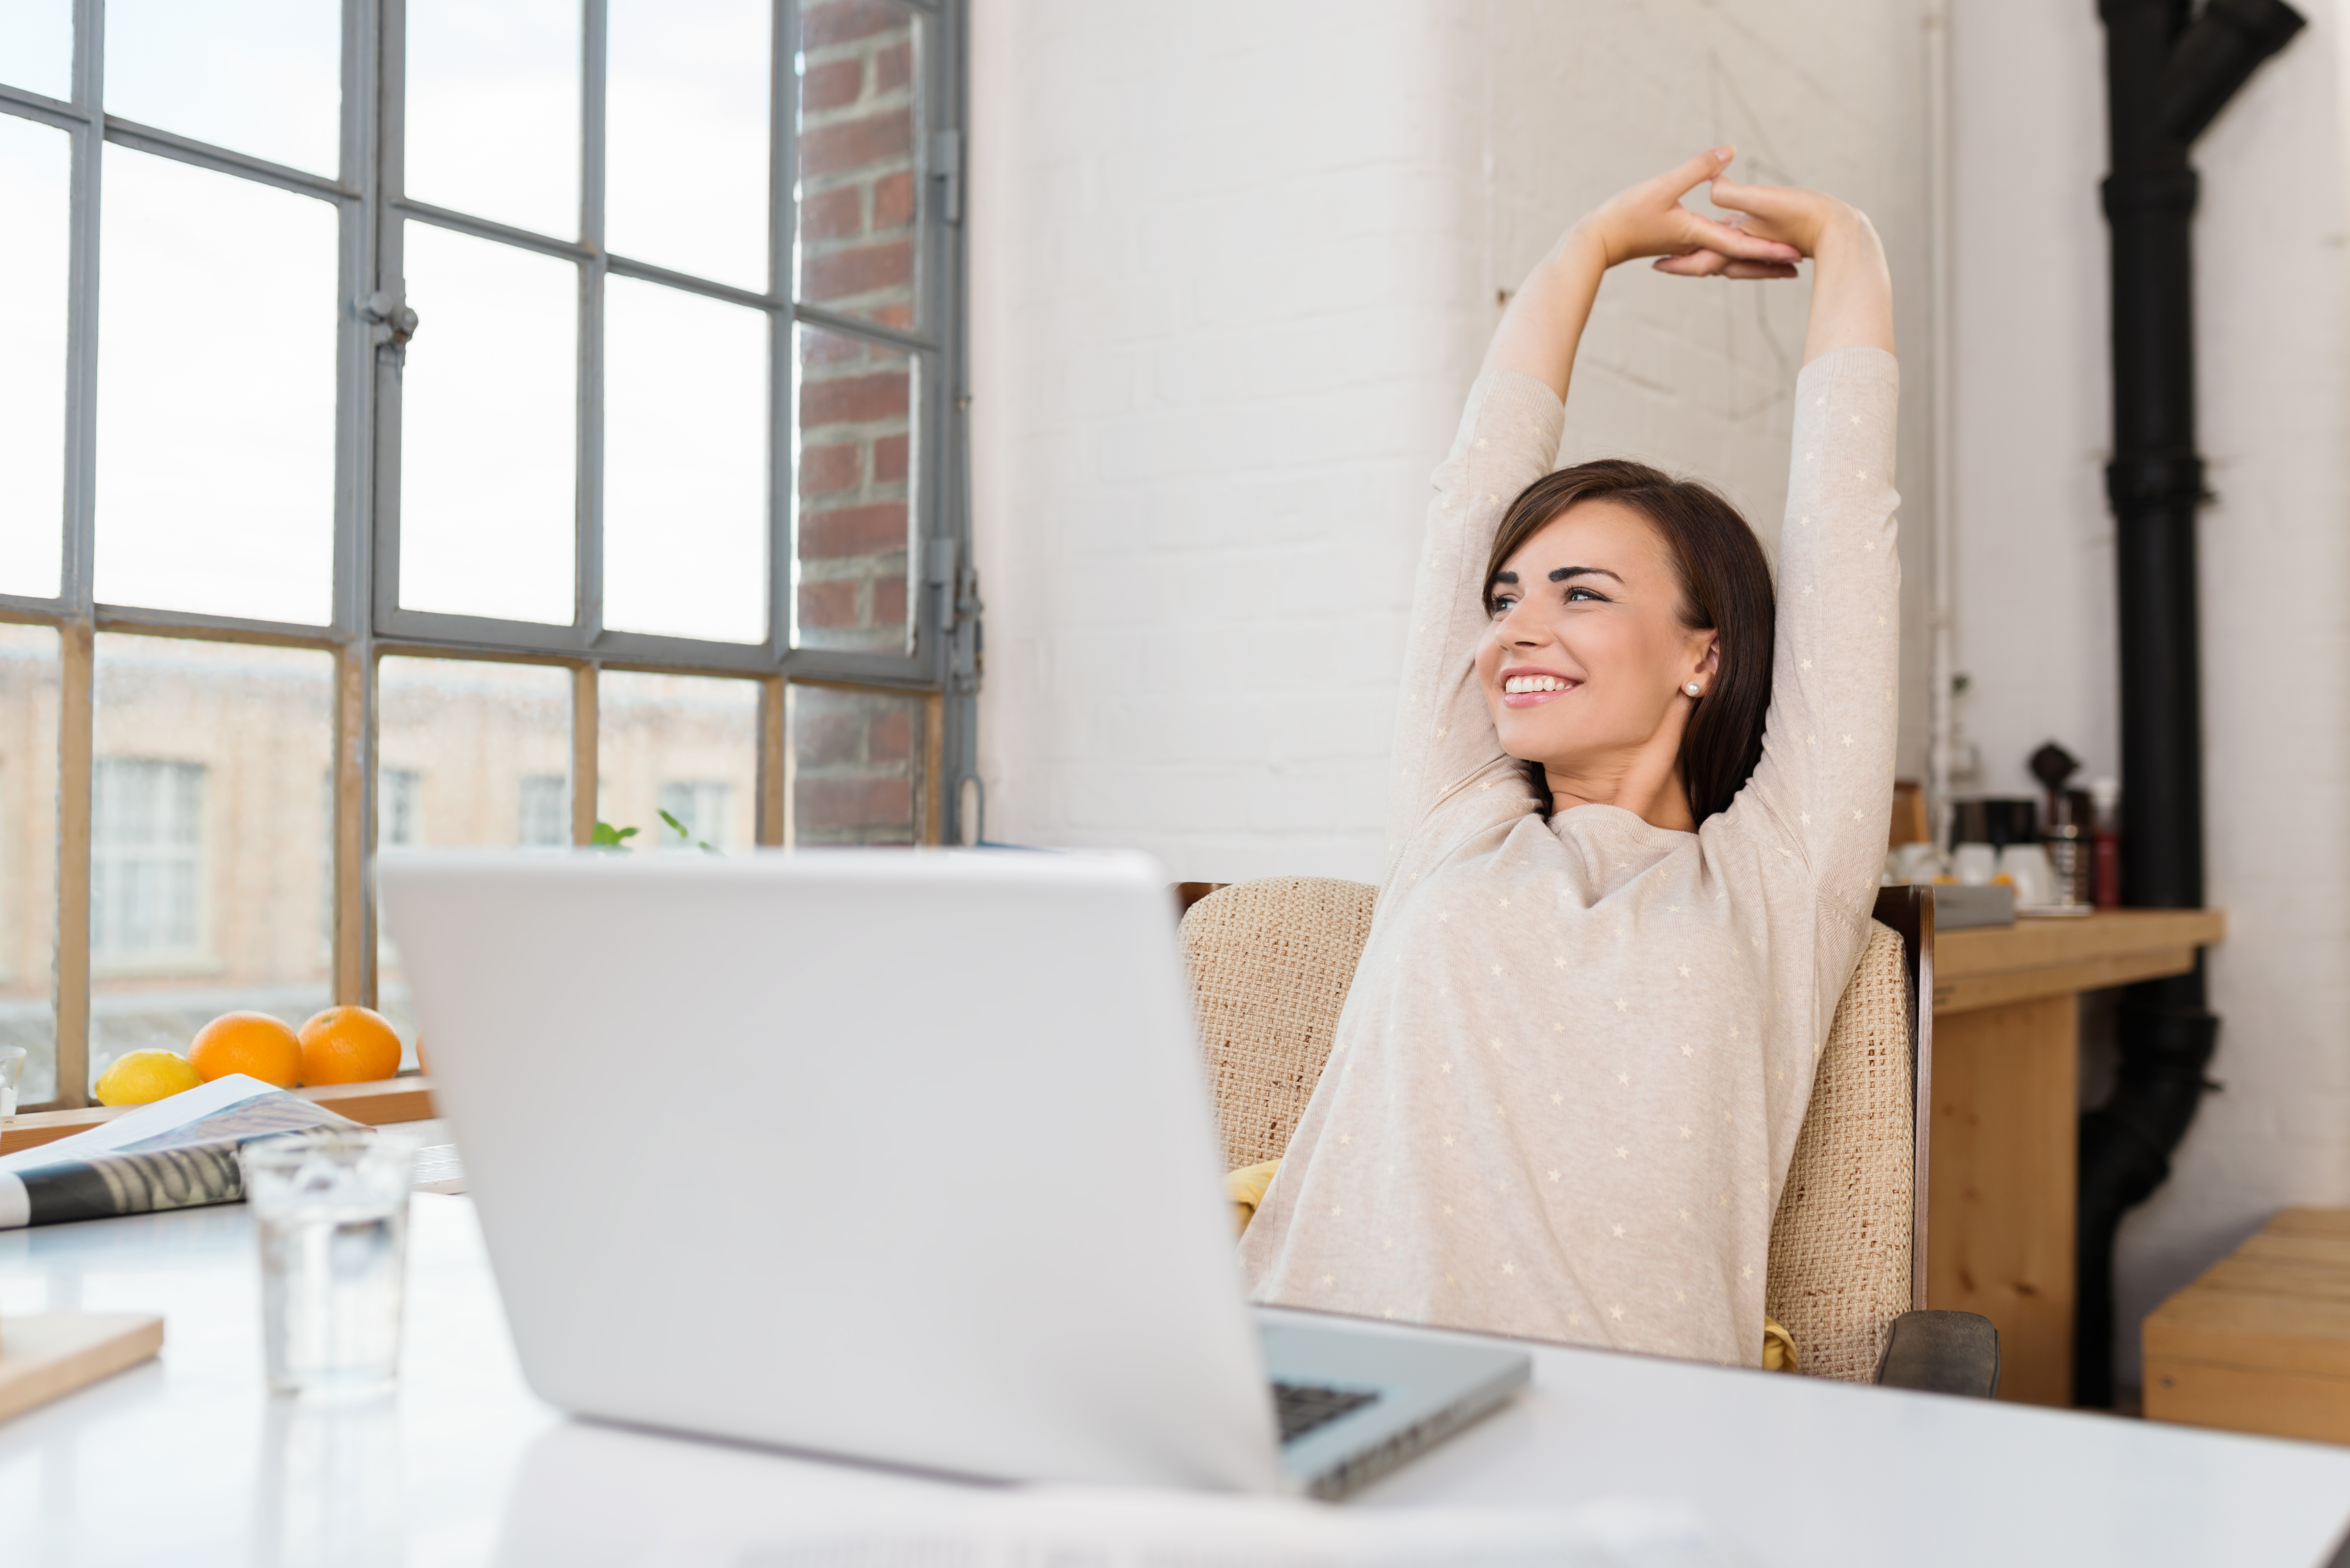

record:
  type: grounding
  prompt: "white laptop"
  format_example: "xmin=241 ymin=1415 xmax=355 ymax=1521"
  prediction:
xmin=380 ymin=848 xmax=1527 ymax=1498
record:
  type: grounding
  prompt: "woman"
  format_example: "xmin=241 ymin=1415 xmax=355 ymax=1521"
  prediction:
xmin=1235 ymin=148 xmax=1899 ymax=1369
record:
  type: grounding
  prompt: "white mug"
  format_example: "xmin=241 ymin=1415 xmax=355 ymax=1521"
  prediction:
xmin=1952 ymin=842 xmax=1999 ymax=886
xmin=1999 ymin=843 xmax=2058 ymax=906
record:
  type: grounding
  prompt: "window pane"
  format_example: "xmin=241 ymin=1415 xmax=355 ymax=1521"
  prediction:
xmin=607 ymin=0 xmax=768 ymax=290
xmin=0 ymin=625 xmax=60 ymax=1103
xmin=597 ymin=671 xmax=758 ymax=850
xmin=794 ymin=324 xmax=912 ymax=652
xmin=791 ymin=684 xmax=921 ymax=845
xmin=795 ymin=0 xmax=921 ymax=329
xmin=398 ymin=223 xmax=577 ymax=625
xmin=375 ymin=655 xmax=572 ymax=1050
xmin=404 ymin=0 xmax=580 ymax=239
xmin=0 ymin=1 xmax=71 ymax=101
xmin=604 ymin=278 xmax=767 ymax=644
xmin=91 ymin=635 xmax=334 ymax=1092
xmin=0 ymin=115 xmax=68 ymax=600
xmin=95 ymin=149 xmax=337 ymax=625
xmin=106 ymin=0 xmax=340 ymax=177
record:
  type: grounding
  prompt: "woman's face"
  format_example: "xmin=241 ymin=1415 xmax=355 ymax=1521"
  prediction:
xmin=1475 ymin=500 xmax=1719 ymax=775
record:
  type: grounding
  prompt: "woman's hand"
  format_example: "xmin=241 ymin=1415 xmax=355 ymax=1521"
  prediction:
xmin=1585 ymin=147 xmax=1802 ymax=278
xmin=1656 ymin=172 xmax=1856 ymax=276
xmin=1685 ymin=171 xmax=1896 ymax=361
xmin=1480 ymin=148 xmax=1891 ymax=395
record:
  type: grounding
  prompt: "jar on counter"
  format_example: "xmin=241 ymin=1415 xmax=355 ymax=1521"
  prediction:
xmin=2042 ymin=788 xmax=2094 ymax=909
xmin=2090 ymin=777 xmax=2122 ymax=909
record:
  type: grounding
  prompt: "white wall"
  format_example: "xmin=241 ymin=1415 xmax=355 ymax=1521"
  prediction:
xmin=969 ymin=0 xmax=1936 ymax=885
xmin=970 ymin=0 xmax=2350 ymax=1393
xmin=1947 ymin=0 xmax=2350 ymax=1385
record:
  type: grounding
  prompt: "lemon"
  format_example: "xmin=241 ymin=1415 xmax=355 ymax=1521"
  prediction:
xmin=94 ymin=1049 xmax=202 ymax=1106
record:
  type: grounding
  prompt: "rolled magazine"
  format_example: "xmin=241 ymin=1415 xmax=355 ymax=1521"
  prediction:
xmin=0 ymin=1075 xmax=362 ymax=1229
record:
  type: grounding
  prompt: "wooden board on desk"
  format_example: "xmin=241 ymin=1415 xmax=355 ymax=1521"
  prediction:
xmin=1932 ymin=908 xmax=2223 ymax=1014
xmin=2147 ymin=1208 xmax=2350 ymax=1444
xmin=0 ymin=1312 xmax=163 ymax=1424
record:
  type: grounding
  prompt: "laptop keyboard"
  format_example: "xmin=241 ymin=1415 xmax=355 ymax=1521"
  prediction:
xmin=1272 ymin=1381 xmax=1380 ymax=1444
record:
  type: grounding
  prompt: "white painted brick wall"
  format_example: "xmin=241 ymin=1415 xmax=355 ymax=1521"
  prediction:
xmin=971 ymin=0 xmax=2350 ymax=1397
xmin=1949 ymin=0 xmax=2350 ymax=1386
xmin=970 ymin=0 xmax=1934 ymax=885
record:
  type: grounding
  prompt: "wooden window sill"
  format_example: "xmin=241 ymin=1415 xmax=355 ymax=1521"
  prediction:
xmin=0 ymin=1077 xmax=438 ymax=1158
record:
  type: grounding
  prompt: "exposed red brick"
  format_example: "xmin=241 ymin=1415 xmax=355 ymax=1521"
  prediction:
xmin=799 ymin=368 xmax=907 ymax=426
xmin=872 ymin=573 xmax=907 ymax=630
xmin=800 ymin=0 xmax=906 ymax=50
xmin=799 ymin=109 xmax=913 ymax=179
xmin=802 ymin=240 xmax=913 ymax=302
xmin=798 ymin=442 xmax=861 ymax=496
xmin=871 ymin=170 xmax=915 ymax=232
xmin=800 ymin=330 xmax=867 ymax=365
xmin=798 ymin=579 xmax=858 ymax=628
xmin=869 ymin=705 xmax=912 ymax=762
xmin=799 ymin=185 xmax=863 ymax=242
xmin=875 ymin=40 xmax=913 ymax=93
xmin=797 ymin=775 xmax=912 ymax=830
xmin=800 ymin=502 xmax=907 ymax=558
xmin=799 ymin=58 xmax=865 ymax=113
xmin=871 ymin=433 xmax=909 ymax=483
xmin=794 ymin=711 xmax=865 ymax=766
xmin=871 ymin=303 xmax=914 ymax=330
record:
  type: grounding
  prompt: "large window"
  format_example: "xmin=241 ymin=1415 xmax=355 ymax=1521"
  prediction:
xmin=0 ymin=0 xmax=977 ymax=1108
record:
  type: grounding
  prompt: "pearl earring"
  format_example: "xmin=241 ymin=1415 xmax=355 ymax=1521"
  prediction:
xmin=1685 ymin=682 xmax=1702 ymax=697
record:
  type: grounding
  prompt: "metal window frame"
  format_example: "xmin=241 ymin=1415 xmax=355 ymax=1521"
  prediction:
xmin=0 ymin=0 xmax=973 ymax=1110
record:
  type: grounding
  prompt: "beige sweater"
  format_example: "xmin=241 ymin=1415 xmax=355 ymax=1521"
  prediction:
xmin=1238 ymin=346 xmax=1901 ymax=1367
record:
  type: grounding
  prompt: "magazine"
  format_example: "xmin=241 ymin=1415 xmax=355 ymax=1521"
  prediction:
xmin=0 ymin=1074 xmax=363 ymax=1230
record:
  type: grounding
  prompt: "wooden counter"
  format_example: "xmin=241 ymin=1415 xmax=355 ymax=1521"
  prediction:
xmin=1925 ymin=908 xmax=2225 ymax=1409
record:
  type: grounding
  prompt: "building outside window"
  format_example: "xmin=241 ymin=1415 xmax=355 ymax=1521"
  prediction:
xmin=0 ymin=0 xmax=976 ymax=1108
xmin=90 ymin=759 xmax=205 ymax=966
xmin=657 ymin=781 xmax=731 ymax=849
xmin=518 ymin=776 xmax=571 ymax=848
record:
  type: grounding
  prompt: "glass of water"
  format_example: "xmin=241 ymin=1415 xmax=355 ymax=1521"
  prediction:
xmin=240 ymin=1131 xmax=417 ymax=1400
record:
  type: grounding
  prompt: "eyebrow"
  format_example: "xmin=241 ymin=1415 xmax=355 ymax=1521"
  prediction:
xmin=1548 ymin=566 xmax=1624 ymax=584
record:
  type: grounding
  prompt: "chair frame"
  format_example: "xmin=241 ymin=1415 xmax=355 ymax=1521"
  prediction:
xmin=1869 ymin=883 xmax=1936 ymax=1314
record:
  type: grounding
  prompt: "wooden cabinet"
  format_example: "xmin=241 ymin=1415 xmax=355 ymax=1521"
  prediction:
xmin=1925 ymin=908 xmax=2225 ymax=1407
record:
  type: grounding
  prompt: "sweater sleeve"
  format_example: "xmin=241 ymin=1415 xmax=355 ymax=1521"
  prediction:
xmin=1384 ymin=371 xmax=1566 ymax=868
xmin=1717 ymin=346 xmax=1902 ymax=950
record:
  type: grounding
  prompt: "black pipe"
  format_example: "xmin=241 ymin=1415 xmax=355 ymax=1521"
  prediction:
xmin=2083 ymin=0 xmax=2300 ymax=1408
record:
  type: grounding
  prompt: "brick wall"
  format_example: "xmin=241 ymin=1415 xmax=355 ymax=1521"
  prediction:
xmin=793 ymin=0 xmax=924 ymax=839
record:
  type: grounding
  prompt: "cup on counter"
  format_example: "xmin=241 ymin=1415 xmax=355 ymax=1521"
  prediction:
xmin=1952 ymin=842 xmax=2000 ymax=886
xmin=240 ymin=1130 xmax=417 ymax=1401
xmin=1998 ymin=843 xmax=2059 ymax=907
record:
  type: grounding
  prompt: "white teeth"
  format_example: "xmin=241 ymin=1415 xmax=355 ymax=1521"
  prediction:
xmin=1504 ymin=675 xmax=1568 ymax=694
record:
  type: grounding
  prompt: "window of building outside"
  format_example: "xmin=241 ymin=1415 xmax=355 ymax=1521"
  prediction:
xmin=0 ymin=0 xmax=976 ymax=1109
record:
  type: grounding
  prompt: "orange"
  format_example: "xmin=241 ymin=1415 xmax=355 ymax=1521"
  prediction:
xmin=298 ymin=1006 xmax=403 ymax=1086
xmin=187 ymin=1011 xmax=303 ymax=1089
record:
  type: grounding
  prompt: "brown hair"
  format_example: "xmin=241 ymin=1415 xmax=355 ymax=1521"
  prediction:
xmin=1480 ymin=459 xmax=1775 ymax=825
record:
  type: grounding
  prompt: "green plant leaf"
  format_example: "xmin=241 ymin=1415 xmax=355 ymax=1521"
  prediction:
xmin=591 ymin=820 xmax=639 ymax=849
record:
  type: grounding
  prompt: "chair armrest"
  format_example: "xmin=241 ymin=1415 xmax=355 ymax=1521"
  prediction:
xmin=1874 ymin=1310 xmax=2000 ymax=1398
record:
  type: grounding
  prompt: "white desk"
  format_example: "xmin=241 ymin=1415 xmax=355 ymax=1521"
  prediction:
xmin=3 ymin=1196 xmax=2347 ymax=1567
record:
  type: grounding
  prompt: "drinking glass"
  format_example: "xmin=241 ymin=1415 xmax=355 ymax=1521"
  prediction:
xmin=240 ymin=1131 xmax=416 ymax=1399
xmin=0 ymin=1045 xmax=24 ymax=1121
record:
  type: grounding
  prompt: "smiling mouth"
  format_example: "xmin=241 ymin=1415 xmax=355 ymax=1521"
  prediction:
xmin=1500 ymin=671 xmax=1577 ymax=707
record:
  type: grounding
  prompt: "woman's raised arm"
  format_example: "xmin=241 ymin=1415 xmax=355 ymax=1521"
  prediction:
xmin=1482 ymin=148 xmax=1801 ymax=398
xmin=1666 ymin=177 xmax=1895 ymax=364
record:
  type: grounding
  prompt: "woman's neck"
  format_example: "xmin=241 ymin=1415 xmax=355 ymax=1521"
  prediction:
xmin=1544 ymin=749 xmax=1697 ymax=833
